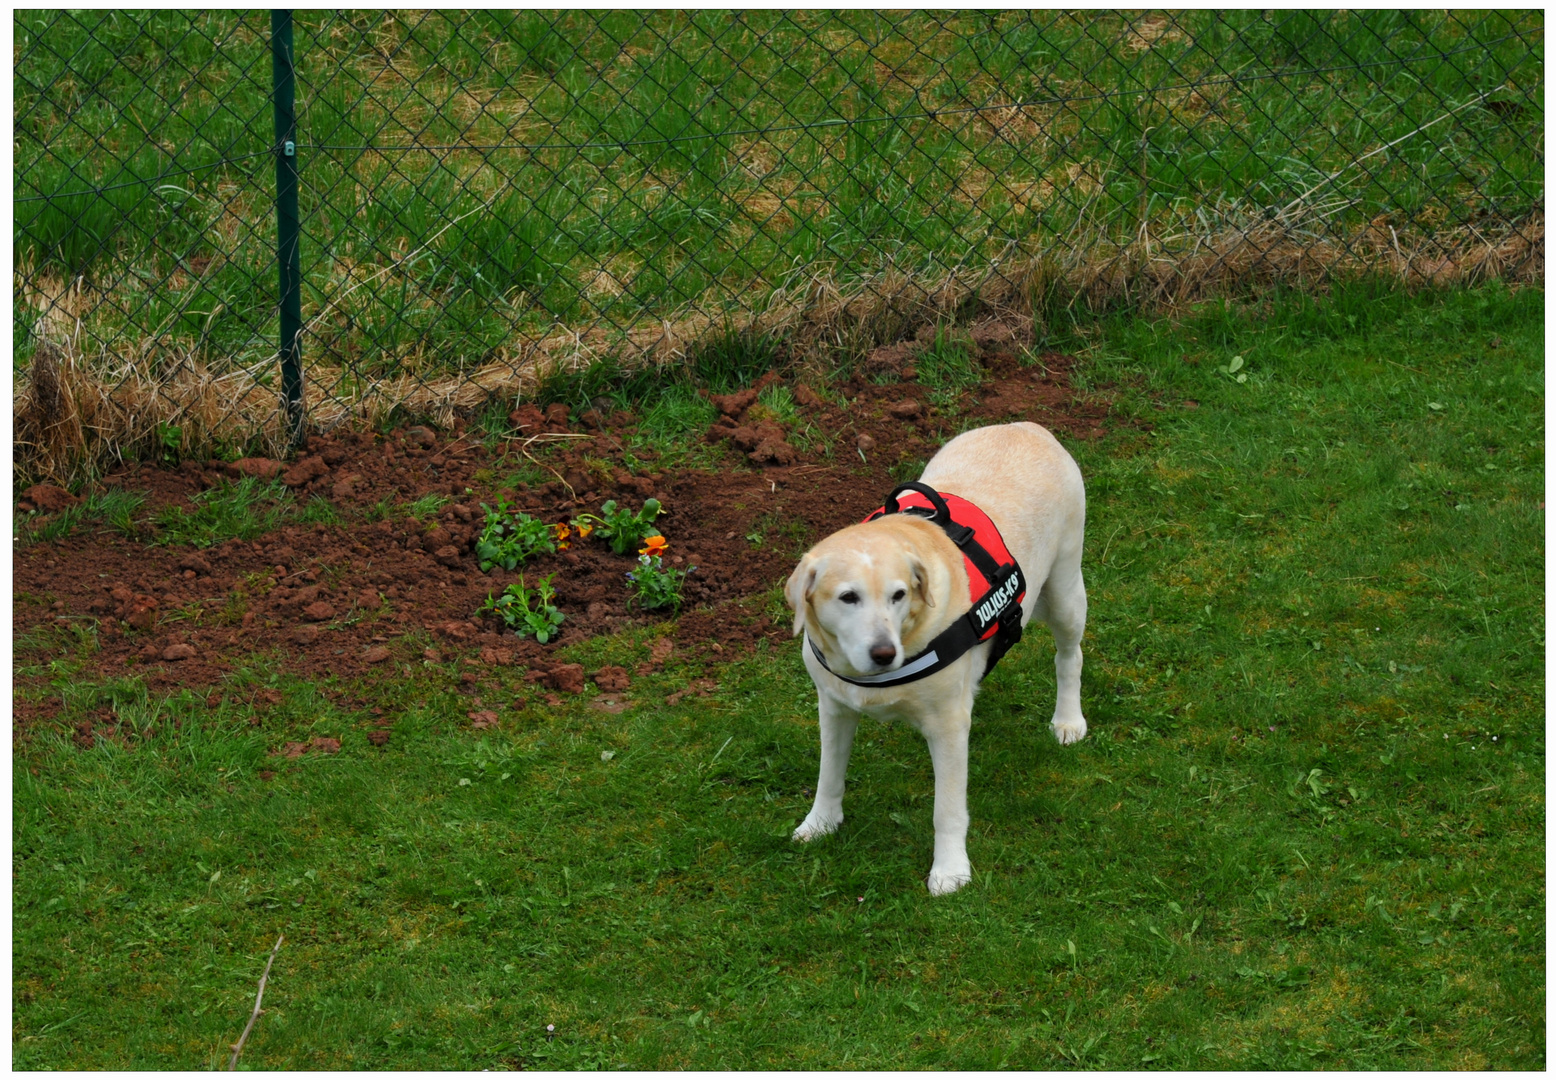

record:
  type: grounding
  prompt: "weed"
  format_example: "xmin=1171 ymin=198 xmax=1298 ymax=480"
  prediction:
xmin=98 ymin=489 xmax=147 ymax=537
xmin=294 ymin=495 xmax=341 ymax=525
xmin=153 ymin=477 xmax=290 ymax=547
xmin=361 ymin=496 xmax=399 ymax=522
xmin=915 ymin=325 xmax=983 ymax=407
xmin=688 ymin=325 xmax=782 ymax=392
xmin=14 ymin=488 xmax=148 ymax=548
xmin=749 ymin=384 xmax=799 ymax=425
xmin=155 ymin=422 xmax=183 ymax=465
xmin=478 ymin=573 xmax=565 ymax=642
xmin=744 ymin=511 xmax=812 ymax=556
xmin=474 ymin=499 xmax=556 ymax=572
xmin=628 ymin=387 xmax=721 ymax=467
xmin=406 ymin=493 xmax=452 ymax=520
xmin=888 ymin=455 xmax=925 ymax=484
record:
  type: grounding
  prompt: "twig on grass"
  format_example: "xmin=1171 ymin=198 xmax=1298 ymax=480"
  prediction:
xmin=512 ymin=431 xmax=593 ymax=501
xmin=227 ymin=934 xmax=284 ymax=1071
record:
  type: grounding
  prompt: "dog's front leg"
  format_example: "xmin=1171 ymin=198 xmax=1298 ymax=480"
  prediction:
xmin=793 ymin=693 xmax=859 ymax=842
xmin=796 ymin=694 xmax=858 ymax=846
xmin=922 ymin=718 xmax=973 ymax=895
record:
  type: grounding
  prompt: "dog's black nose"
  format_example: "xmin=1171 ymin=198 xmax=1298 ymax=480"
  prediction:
xmin=869 ymin=643 xmax=897 ymax=666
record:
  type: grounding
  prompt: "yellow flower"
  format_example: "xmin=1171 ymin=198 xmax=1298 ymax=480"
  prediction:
xmin=553 ymin=522 xmax=572 ymax=550
xmin=640 ymin=535 xmax=669 ymax=557
xmin=575 ymin=521 xmax=594 ymax=539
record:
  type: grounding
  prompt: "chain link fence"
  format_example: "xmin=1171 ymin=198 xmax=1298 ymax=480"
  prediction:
xmin=15 ymin=10 xmax=1544 ymax=482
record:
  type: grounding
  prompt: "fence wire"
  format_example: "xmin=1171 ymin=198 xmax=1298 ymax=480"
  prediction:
xmin=13 ymin=10 xmax=1545 ymax=481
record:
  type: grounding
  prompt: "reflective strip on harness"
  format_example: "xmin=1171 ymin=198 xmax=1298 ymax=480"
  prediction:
xmin=807 ymin=482 xmax=1028 ymax=688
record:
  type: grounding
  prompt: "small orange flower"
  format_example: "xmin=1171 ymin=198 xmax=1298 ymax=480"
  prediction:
xmin=553 ymin=522 xmax=572 ymax=550
xmin=574 ymin=521 xmax=594 ymax=539
xmin=640 ymin=535 xmax=669 ymax=557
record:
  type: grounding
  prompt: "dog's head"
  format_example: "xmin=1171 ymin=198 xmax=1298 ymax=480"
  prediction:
xmin=785 ymin=518 xmax=937 ymax=677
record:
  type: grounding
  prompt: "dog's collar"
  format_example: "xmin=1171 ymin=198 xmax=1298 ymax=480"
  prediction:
xmin=804 ymin=482 xmax=1028 ymax=688
xmin=805 ymin=631 xmax=949 ymax=686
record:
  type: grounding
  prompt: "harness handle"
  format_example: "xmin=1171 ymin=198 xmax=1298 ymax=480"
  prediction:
xmin=882 ymin=482 xmax=954 ymax=525
xmin=880 ymin=482 xmax=976 ymax=546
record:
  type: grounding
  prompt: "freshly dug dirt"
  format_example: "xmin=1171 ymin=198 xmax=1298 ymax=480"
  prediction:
xmin=14 ymin=337 xmax=1137 ymax=731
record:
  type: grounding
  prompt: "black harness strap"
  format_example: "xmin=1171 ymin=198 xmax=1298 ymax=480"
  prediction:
xmin=811 ymin=483 xmax=1028 ymax=688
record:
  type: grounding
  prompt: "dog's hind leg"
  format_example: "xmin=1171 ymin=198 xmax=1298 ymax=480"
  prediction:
xmin=793 ymin=694 xmax=859 ymax=842
xmin=1042 ymin=561 xmax=1088 ymax=745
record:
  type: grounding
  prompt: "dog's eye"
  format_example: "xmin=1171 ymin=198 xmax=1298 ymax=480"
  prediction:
xmin=838 ymin=591 xmax=859 ymax=605
xmin=892 ymin=589 xmax=906 ymax=603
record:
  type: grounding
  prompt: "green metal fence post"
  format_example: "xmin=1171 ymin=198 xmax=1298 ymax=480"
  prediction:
xmin=271 ymin=9 xmax=305 ymax=449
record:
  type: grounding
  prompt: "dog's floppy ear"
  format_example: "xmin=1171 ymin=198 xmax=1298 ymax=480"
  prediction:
xmin=909 ymin=552 xmax=934 ymax=608
xmin=785 ymin=554 xmax=821 ymax=636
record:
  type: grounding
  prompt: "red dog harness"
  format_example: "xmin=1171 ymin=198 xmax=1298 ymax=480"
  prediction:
xmin=807 ymin=482 xmax=1028 ymax=686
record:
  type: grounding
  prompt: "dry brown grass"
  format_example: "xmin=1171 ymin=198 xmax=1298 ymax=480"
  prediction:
xmin=12 ymin=210 xmax=1542 ymax=487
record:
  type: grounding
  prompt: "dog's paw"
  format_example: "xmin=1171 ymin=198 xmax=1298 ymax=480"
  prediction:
xmin=792 ymin=811 xmax=842 ymax=842
xmin=926 ymin=864 xmax=973 ymax=896
xmin=1052 ymin=715 xmax=1088 ymax=746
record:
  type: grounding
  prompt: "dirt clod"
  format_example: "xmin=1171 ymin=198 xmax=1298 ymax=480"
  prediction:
xmin=541 ymin=663 xmax=586 ymax=694
xmin=229 ymin=458 xmax=283 ymax=481
xmin=302 ymin=601 xmax=337 ymax=622
xmin=509 ymin=404 xmax=544 ymax=432
xmin=18 ymin=484 xmax=78 ymax=514
xmin=124 ymin=597 xmax=159 ymax=630
xmin=710 ymin=388 xmax=759 ymax=418
xmin=161 ymin=643 xmax=197 ymax=661
xmin=278 ymin=735 xmax=341 ymax=758
xmin=363 ymin=646 xmax=391 ymax=664
xmin=593 ymin=665 xmax=630 ymax=692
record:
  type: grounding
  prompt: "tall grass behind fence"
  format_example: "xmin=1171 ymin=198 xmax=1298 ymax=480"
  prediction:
xmin=13 ymin=10 xmax=1544 ymax=482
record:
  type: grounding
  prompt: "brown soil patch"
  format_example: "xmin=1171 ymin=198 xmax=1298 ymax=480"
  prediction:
xmin=14 ymin=335 xmax=1138 ymax=732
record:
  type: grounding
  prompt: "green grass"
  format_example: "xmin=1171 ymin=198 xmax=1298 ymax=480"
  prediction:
xmin=152 ymin=477 xmax=293 ymax=548
xmin=14 ymin=11 xmax=1542 ymax=385
xmin=12 ymin=483 xmax=474 ymax=552
xmin=916 ymin=324 xmax=983 ymax=406
xmin=12 ymin=284 xmax=1543 ymax=1069
xmin=13 ymin=488 xmax=148 ymax=548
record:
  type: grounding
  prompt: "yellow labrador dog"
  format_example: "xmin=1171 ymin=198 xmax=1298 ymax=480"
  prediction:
xmin=785 ymin=421 xmax=1087 ymax=895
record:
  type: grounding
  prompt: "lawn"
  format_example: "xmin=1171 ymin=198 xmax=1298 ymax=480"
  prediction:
xmin=12 ymin=282 xmax=1544 ymax=1069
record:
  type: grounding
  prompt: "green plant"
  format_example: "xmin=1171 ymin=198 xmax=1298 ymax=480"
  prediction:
xmin=11 ymin=489 xmax=147 ymax=548
xmin=478 ymin=573 xmax=565 ymax=642
xmin=155 ymin=422 xmax=183 ymax=464
xmin=295 ymin=495 xmax=341 ymax=525
xmin=153 ymin=476 xmax=290 ymax=547
xmin=571 ymin=498 xmax=662 ymax=556
xmin=625 ymin=546 xmax=693 ymax=612
xmin=406 ymin=493 xmax=452 ymax=520
xmin=474 ymin=499 xmax=557 ymax=572
xmin=749 ymin=383 xmax=799 ymax=425
xmin=98 ymin=489 xmax=147 ymax=537
xmin=915 ymin=325 xmax=983 ymax=408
